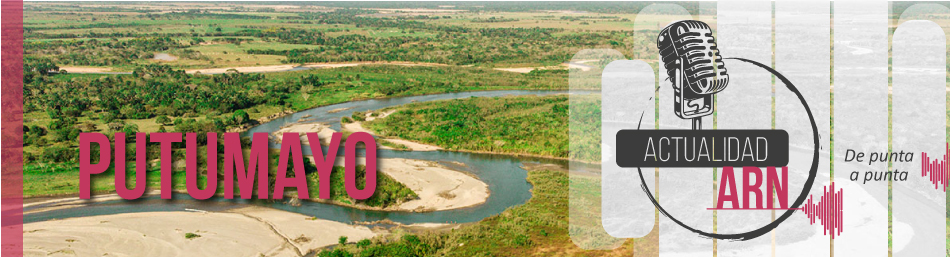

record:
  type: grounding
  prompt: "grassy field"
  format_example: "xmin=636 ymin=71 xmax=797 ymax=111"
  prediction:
xmin=363 ymin=94 xmax=603 ymax=163
xmin=158 ymin=41 xmax=317 ymax=69
xmin=364 ymin=95 xmax=572 ymax=159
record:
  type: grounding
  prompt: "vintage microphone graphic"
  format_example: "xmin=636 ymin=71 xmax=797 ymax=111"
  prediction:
xmin=657 ymin=20 xmax=729 ymax=130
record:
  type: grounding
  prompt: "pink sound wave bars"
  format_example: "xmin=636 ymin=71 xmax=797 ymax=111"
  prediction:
xmin=799 ymin=182 xmax=844 ymax=239
xmin=920 ymin=143 xmax=949 ymax=192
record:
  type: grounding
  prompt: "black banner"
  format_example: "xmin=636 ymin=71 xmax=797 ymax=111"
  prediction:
xmin=616 ymin=130 xmax=789 ymax=168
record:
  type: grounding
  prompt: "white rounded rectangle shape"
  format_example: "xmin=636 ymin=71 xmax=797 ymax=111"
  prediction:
xmin=601 ymin=60 xmax=657 ymax=238
xmin=891 ymin=20 xmax=947 ymax=257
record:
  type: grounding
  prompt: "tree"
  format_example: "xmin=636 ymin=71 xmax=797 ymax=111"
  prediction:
xmin=356 ymin=239 xmax=371 ymax=248
xmin=122 ymin=124 xmax=139 ymax=141
xmin=99 ymin=112 xmax=117 ymax=123
xmin=233 ymin=110 xmax=250 ymax=124
xmin=155 ymin=115 xmax=171 ymax=125
xmin=49 ymin=117 xmax=80 ymax=142
xmin=42 ymin=146 xmax=76 ymax=163
xmin=24 ymin=56 xmax=59 ymax=76
xmin=107 ymin=122 xmax=125 ymax=132
xmin=82 ymin=122 xmax=98 ymax=132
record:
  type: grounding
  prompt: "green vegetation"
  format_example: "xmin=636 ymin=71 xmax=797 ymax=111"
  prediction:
xmin=567 ymin=94 xmax=602 ymax=163
xmin=19 ymin=62 xmax=566 ymax=207
xmin=365 ymin=95 xmax=589 ymax=160
xmin=23 ymin=54 xmax=552 ymax=207
xmin=25 ymin=162 xmax=163 ymax=197
xmin=318 ymin=170 xmax=634 ymax=256
xmin=23 ymin=64 xmax=565 ymax=166
xmin=185 ymin=232 xmax=201 ymax=239
xmin=19 ymin=64 xmax=566 ymax=208
xmin=25 ymin=37 xmax=183 ymax=67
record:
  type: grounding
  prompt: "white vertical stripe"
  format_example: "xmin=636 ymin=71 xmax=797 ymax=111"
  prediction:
xmin=774 ymin=1 xmax=833 ymax=256
xmin=639 ymin=3 xmax=717 ymax=256
xmin=601 ymin=60 xmax=656 ymax=238
xmin=832 ymin=1 xmax=889 ymax=256
xmin=891 ymin=20 xmax=946 ymax=257
xmin=716 ymin=1 xmax=774 ymax=255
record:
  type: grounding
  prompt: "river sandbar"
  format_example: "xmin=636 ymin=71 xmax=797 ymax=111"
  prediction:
xmin=322 ymin=157 xmax=489 ymax=212
xmin=58 ymin=66 xmax=113 ymax=73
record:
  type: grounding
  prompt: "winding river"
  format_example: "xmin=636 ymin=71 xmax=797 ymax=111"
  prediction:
xmin=24 ymin=90 xmax=595 ymax=225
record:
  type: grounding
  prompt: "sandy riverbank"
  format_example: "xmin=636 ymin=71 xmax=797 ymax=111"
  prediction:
xmin=182 ymin=61 xmax=449 ymax=74
xmin=23 ymin=206 xmax=378 ymax=257
xmin=492 ymin=60 xmax=595 ymax=73
xmin=58 ymin=66 xmax=113 ymax=73
xmin=23 ymin=190 xmax=167 ymax=215
xmin=382 ymin=158 xmax=489 ymax=212
xmin=321 ymin=157 xmax=489 ymax=212
xmin=271 ymin=122 xmax=337 ymax=146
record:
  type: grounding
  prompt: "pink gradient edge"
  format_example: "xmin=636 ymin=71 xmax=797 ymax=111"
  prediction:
xmin=2 ymin=0 xmax=24 ymax=256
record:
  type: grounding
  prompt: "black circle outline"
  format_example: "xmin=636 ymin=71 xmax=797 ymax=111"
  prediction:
xmin=635 ymin=57 xmax=819 ymax=241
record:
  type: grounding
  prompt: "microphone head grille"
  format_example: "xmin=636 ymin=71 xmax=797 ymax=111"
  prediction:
xmin=657 ymin=20 xmax=729 ymax=95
